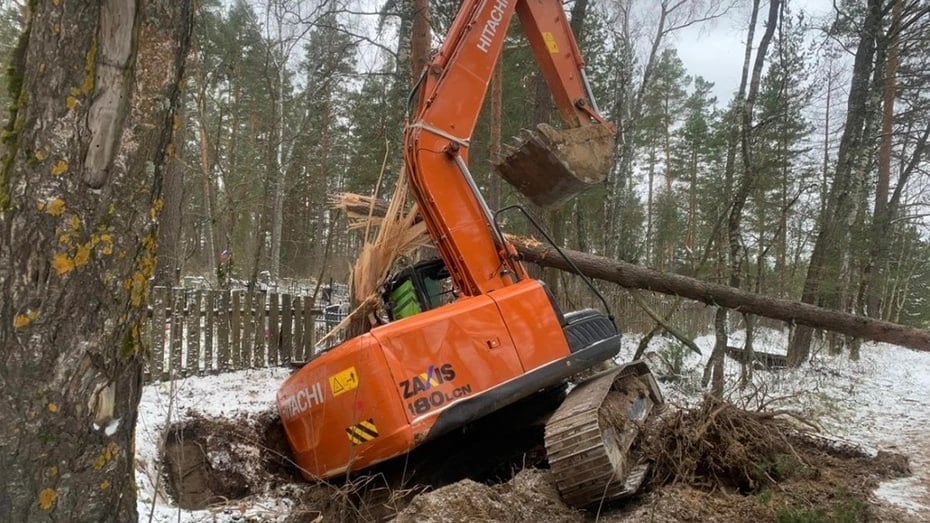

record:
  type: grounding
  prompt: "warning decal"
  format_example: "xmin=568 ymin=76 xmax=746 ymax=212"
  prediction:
xmin=346 ymin=419 xmax=379 ymax=445
xmin=543 ymin=32 xmax=559 ymax=54
xmin=329 ymin=366 xmax=358 ymax=397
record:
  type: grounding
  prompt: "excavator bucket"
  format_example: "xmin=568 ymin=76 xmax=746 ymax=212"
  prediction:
xmin=494 ymin=123 xmax=615 ymax=208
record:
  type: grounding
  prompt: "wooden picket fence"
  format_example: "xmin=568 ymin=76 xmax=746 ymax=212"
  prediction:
xmin=145 ymin=286 xmax=345 ymax=382
xmin=144 ymin=284 xmax=787 ymax=382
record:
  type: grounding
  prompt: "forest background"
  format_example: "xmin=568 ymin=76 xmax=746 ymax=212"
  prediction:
xmin=1 ymin=0 xmax=929 ymax=518
xmin=2 ymin=0 xmax=927 ymax=347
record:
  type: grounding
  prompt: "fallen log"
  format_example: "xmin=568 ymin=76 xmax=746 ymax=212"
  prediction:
xmin=334 ymin=193 xmax=930 ymax=352
xmin=509 ymin=237 xmax=930 ymax=352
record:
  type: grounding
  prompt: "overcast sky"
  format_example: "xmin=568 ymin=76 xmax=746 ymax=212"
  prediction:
xmin=673 ymin=0 xmax=836 ymax=104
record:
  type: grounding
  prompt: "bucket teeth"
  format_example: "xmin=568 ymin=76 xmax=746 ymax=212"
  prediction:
xmin=494 ymin=123 xmax=615 ymax=208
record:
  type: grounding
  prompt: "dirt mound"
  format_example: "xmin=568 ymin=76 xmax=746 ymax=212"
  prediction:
xmin=396 ymin=399 xmax=915 ymax=522
xmin=396 ymin=468 xmax=582 ymax=523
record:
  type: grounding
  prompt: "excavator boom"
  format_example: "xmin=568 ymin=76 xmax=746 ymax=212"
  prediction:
xmin=405 ymin=0 xmax=615 ymax=296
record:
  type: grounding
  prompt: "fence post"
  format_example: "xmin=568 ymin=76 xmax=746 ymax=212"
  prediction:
xmin=204 ymin=290 xmax=215 ymax=374
xmin=303 ymin=296 xmax=316 ymax=361
xmin=169 ymin=289 xmax=184 ymax=379
xmin=231 ymin=290 xmax=242 ymax=369
xmin=187 ymin=290 xmax=201 ymax=376
xmin=280 ymin=294 xmax=292 ymax=364
xmin=268 ymin=292 xmax=279 ymax=366
xmin=293 ymin=295 xmax=304 ymax=362
xmin=218 ymin=290 xmax=230 ymax=371
xmin=242 ymin=290 xmax=254 ymax=368
xmin=255 ymin=290 xmax=267 ymax=367
xmin=150 ymin=286 xmax=167 ymax=381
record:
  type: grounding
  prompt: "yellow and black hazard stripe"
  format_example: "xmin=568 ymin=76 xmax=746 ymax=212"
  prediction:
xmin=346 ymin=419 xmax=379 ymax=445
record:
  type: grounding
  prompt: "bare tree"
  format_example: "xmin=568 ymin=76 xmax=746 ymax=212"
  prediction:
xmin=606 ymin=0 xmax=736 ymax=258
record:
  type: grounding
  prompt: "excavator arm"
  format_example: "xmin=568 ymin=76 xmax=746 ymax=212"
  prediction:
xmin=404 ymin=0 xmax=615 ymax=296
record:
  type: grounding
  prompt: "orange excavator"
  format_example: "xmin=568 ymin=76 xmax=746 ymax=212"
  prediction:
xmin=277 ymin=0 xmax=662 ymax=507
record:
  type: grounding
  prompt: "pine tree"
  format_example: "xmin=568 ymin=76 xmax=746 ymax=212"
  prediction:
xmin=192 ymin=0 xmax=277 ymax=284
xmin=280 ymin=13 xmax=357 ymax=279
xmin=747 ymin=13 xmax=813 ymax=298
xmin=637 ymin=48 xmax=690 ymax=270
xmin=672 ymin=76 xmax=718 ymax=272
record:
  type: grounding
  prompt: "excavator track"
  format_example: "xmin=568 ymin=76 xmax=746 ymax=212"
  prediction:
xmin=544 ymin=362 xmax=662 ymax=507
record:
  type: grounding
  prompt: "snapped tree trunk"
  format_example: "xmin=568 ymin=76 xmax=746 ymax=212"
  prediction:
xmin=0 ymin=2 xmax=192 ymax=520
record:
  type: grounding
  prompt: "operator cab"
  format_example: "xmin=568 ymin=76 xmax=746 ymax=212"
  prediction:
xmin=381 ymin=258 xmax=455 ymax=321
xmin=381 ymin=258 xmax=614 ymax=355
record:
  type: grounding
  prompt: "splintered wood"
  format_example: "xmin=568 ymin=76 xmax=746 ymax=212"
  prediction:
xmin=322 ymin=175 xmax=430 ymax=344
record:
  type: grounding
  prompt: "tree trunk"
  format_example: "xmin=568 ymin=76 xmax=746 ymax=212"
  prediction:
xmin=860 ymin=0 xmax=903 ymax=319
xmin=270 ymin=60 xmax=285 ymax=280
xmin=725 ymin=0 xmax=780 ymax=384
xmin=411 ymin=0 xmax=431 ymax=81
xmin=193 ymin=46 xmax=218 ymax=281
xmin=527 ymin=71 xmax=553 ymax=282
xmin=510 ymin=237 xmax=930 ymax=352
xmin=341 ymin=195 xmax=930 ymax=352
xmin=314 ymin=101 xmax=333 ymax=275
xmin=154 ymin=105 xmax=186 ymax=287
xmin=706 ymin=0 xmax=761 ymax=388
xmin=788 ymin=0 xmax=883 ymax=367
xmin=705 ymin=307 xmax=727 ymax=396
xmin=0 ymin=2 xmax=192 ymax=520
xmin=489 ymin=61 xmax=503 ymax=211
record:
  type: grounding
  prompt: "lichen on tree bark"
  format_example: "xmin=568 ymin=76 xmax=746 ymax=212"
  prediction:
xmin=0 ymin=1 xmax=193 ymax=520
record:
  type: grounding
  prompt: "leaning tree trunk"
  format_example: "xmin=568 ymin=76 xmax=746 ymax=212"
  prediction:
xmin=0 ymin=2 xmax=192 ymax=521
xmin=788 ymin=0 xmax=882 ymax=367
xmin=339 ymin=193 xmax=930 ymax=352
xmin=510 ymin=237 xmax=930 ymax=352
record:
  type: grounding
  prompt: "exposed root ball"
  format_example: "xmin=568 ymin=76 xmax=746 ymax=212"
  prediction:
xmin=161 ymin=411 xmax=297 ymax=509
xmin=641 ymin=397 xmax=807 ymax=492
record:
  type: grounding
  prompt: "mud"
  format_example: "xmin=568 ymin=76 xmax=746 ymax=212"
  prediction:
xmin=161 ymin=411 xmax=296 ymax=509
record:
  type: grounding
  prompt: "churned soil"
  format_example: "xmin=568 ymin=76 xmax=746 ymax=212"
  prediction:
xmin=160 ymin=400 xmax=916 ymax=522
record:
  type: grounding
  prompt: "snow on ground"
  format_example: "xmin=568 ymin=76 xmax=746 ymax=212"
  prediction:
xmin=135 ymin=367 xmax=292 ymax=522
xmin=135 ymin=329 xmax=930 ymax=520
